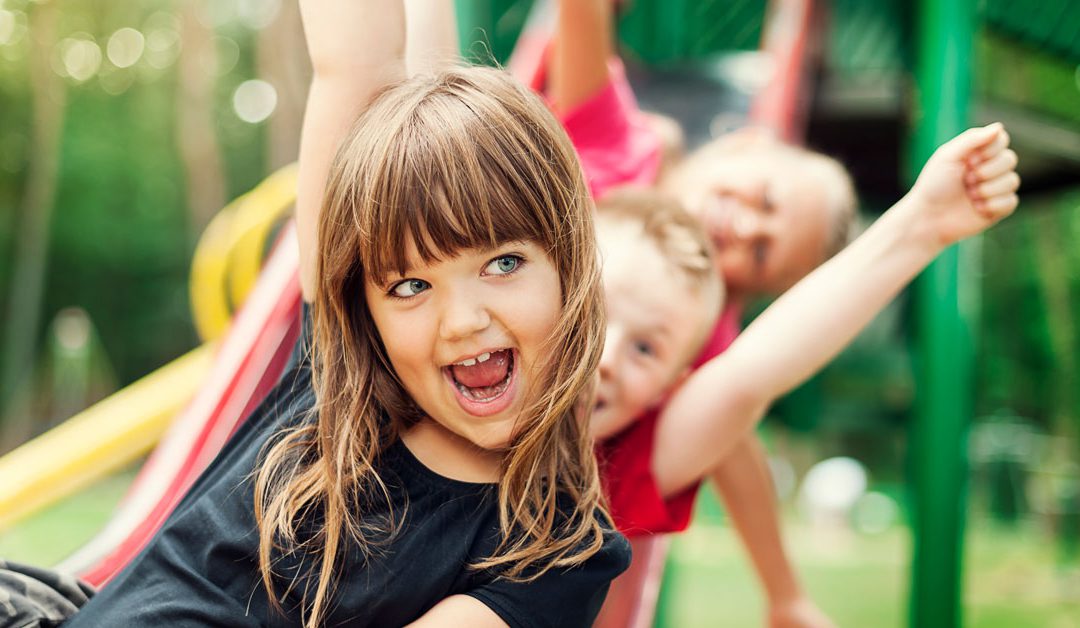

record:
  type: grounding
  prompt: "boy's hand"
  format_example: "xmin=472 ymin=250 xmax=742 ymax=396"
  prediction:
xmin=768 ymin=596 xmax=837 ymax=628
xmin=908 ymin=122 xmax=1019 ymax=247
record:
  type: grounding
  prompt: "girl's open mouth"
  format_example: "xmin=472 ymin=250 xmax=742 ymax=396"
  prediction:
xmin=443 ymin=349 xmax=517 ymax=417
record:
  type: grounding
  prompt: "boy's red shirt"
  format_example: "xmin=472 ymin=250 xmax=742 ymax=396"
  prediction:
xmin=596 ymin=305 xmax=741 ymax=536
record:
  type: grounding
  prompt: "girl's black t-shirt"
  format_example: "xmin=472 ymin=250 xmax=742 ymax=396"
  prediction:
xmin=65 ymin=309 xmax=630 ymax=627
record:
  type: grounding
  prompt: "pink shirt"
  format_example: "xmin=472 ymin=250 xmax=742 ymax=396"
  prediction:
xmin=528 ymin=57 xmax=662 ymax=199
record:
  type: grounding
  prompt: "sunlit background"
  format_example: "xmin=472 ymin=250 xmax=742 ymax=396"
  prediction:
xmin=0 ymin=0 xmax=1078 ymax=626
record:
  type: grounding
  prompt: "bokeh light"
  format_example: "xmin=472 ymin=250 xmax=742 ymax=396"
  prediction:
xmin=59 ymin=35 xmax=102 ymax=83
xmin=0 ymin=10 xmax=16 ymax=45
xmin=106 ymin=27 xmax=145 ymax=69
xmin=214 ymin=36 xmax=239 ymax=76
xmin=232 ymin=79 xmax=277 ymax=124
xmin=143 ymin=11 xmax=180 ymax=70
xmin=237 ymin=0 xmax=281 ymax=30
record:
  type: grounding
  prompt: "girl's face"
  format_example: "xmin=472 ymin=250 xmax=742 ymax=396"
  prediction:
xmin=365 ymin=238 xmax=562 ymax=451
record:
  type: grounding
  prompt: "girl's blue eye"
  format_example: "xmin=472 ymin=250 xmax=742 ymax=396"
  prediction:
xmin=486 ymin=255 xmax=523 ymax=276
xmin=390 ymin=278 xmax=430 ymax=298
xmin=634 ymin=340 xmax=654 ymax=357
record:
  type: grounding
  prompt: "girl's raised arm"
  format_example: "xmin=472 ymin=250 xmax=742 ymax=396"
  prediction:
xmin=550 ymin=0 xmax=613 ymax=114
xmin=296 ymin=0 xmax=407 ymax=300
xmin=405 ymin=0 xmax=459 ymax=77
xmin=652 ymin=124 xmax=1020 ymax=495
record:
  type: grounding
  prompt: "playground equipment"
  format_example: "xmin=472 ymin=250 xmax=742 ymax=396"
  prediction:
xmin=1 ymin=0 xmax=1076 ymax=624
xmin=0 ymin=166 xmax=302 ymax=585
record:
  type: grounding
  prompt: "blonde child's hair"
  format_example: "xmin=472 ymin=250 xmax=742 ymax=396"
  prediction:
xmin=666 ymin=135 xmax=858 ymax=264
xmin=597 ymin=186 xmax=724 ymax=355
xmin=254 ymin=66 xmax=607 ymax=626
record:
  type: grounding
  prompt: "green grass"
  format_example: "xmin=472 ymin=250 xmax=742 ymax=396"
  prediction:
xmin=660 ymin=518 xmax=1080 ymax=627
xmin=0 ymin=465 xmax=139 ymax=566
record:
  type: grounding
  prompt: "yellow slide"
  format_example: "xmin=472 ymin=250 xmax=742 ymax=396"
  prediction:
xmin=0 ymin=165 xmax=298 ymax=532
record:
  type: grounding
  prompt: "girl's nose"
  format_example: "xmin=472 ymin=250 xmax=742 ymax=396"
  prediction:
xmin=439 ymin=292 xmax=491 ymax=341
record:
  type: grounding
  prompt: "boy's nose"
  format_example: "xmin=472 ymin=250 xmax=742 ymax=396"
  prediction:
xmin=730 ymin=209 xmax=765 ymax=241
xmin=439 ymin=293 xmax=491 ymax=341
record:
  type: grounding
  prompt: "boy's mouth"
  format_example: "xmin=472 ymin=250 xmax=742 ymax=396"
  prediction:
xmin=444 ymin=349 xmax=517 ymax=416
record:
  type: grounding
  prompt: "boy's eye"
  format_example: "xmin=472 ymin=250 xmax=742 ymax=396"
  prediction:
xmin=485 ymin=254 xmax=523 ymax=276
xmin=390 ymin=278 xmax=430 ymax=298
xmin=753 ymin=240 xmax=769 ymax=269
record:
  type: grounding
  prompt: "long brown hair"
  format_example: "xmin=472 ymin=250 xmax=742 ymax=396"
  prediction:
xmin=253 ymin=66 xmax=607 ymax=626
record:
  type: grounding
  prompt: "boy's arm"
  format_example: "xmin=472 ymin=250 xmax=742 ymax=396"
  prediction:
xmin=405 ymin=0 xmax=459 ymax=76
xmin=652 ymin=123 xmax=1019 ymax=495
xmin=712 ymin=436 xmax=835 ymax=628
xmin=550 ymin=0 xmax=612 ymax=114
xmin=407 ymin=595 xmax=509 ymax=627
xmin=296 ymin=0 xmax=407 ymax=301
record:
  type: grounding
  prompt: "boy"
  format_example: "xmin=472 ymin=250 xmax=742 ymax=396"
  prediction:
xmin=590 ymin=113 xmax=1018 ymax=624
xmin=542 ymin=1 xmax=845 ymax=623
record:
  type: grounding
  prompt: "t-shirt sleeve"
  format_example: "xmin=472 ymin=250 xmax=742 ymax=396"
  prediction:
xmin=560 ymin=60 xmax=662 ymax=198
xmin=464 ymin=529 xmax=632 ymax=628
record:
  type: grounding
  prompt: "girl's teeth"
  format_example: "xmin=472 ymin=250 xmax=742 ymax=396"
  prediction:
xmin=456 ymin=351 xmax=493 ymax=367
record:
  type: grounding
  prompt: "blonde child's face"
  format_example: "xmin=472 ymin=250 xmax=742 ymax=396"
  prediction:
xmin=365 ymin=237 xmax=562 ymax=451
xmin=675 ymin=149 xmax=834 ymax=297
xmin=591 ymin=217 xmax=721 ymax=441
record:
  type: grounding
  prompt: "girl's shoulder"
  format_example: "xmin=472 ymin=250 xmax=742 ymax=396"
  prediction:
xmin=464 ymin=519 xmax=631 ymax=627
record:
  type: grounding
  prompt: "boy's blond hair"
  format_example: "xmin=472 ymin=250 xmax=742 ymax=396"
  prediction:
xmin=667 ymin=135 xmax=859 ymax=266
xmin=597 ymin=186 xmax=724 ymax=356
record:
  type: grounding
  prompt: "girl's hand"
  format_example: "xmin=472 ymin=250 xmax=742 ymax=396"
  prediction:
xmin=908 ymin=122 xmax=1020 ymax=247
xmin=299 ymin=0 xmax=406 ymax=77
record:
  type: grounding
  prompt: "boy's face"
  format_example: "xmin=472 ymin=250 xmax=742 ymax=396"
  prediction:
xmin=674 ymin=146 xmax=834 ymax=297
xmin=591 ymin=217 xmax=721 ymax=441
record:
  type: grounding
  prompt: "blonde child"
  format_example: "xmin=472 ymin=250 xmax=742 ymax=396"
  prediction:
xmin=588 ymin=117 xmax=1018 ymax=628
xmin=539 ymin=0 xmax=839 ymax=624
xmin=58 ymin=2 xmax=629 ymax=626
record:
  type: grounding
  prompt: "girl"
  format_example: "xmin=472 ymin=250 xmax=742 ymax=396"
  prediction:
xmin=59 ymin=2 xmax=629 ymax=626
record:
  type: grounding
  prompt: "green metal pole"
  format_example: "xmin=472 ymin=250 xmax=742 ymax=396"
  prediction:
xmin=908 ymin=1 xmax=976 ymax=627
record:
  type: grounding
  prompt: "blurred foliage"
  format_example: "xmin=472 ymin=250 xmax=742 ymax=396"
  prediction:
xmin=0 ymin=0 xmax=274 ymax=402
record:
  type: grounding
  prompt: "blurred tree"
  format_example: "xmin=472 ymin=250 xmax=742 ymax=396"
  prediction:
xmin=0 ymin=0 xmax=66 ymax=449
xmin=259 ymin=0 xmax=307 ymax=170
xmin=177 ymin=0 xmax=226 ymax=235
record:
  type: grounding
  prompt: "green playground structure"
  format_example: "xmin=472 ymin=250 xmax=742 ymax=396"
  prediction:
xmin=453 ymin=1 xmax=1080 ymax=626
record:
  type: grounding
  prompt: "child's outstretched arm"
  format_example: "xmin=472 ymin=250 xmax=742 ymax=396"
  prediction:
xmin=550 ymin=0 xmax=613 ymax=114
xmin=296 ymin=0 xmax=407 ymax=300
xmin=652 ymin=123 xmax=1019 ymax=495
xmin=711 ymin=439 xmax=836 ymax=628
xmin=405 ymin=0 xmax=459 ymax=76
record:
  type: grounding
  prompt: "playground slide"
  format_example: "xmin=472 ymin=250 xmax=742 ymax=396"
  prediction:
xmin=0 ymin=166 xmax=299 ymax=579
xmin=67 ymin=226 xmax=301 ymax=585
xmin=0 ymin=344 xmax=214 ymax=532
